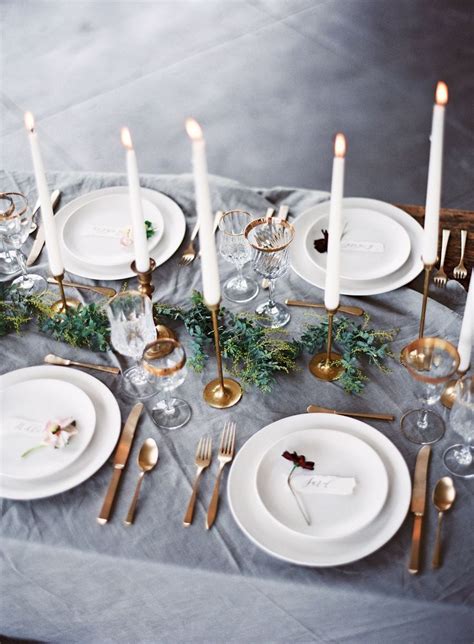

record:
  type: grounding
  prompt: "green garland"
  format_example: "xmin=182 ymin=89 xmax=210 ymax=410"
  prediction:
xmin=0 ymin=287 xmax=397 ymax=394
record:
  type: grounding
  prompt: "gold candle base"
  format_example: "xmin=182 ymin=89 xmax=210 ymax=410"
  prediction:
xmin=131 ymin=259 xmax=175 ymax=341
xmin=309 ymin=308 xmax=345 ymax=382
xmin=50 ymin=273 xmax=80 ymax=314
xmin=441 ymin=370 xmax=467 ymax=409
xmin=203 ymin=303 xmax=242 ymax=409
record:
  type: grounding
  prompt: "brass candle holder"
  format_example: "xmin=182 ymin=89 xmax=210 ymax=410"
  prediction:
xmin=441 ymin=369 xmax=467 ymax=409
xmin=203 ymin=302 xmax=242 ymax=409
xmin=309 ymin=308 xmax=345 ymax=381
xmin=50 ymin=273 xmax=80 ymax=314
xmin=131 ymin=258 xmax=175 ymax=342
xmin=418 ymin=263 xmax=435 ymax=338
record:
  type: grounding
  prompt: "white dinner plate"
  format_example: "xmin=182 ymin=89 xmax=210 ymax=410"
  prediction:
xmin=228 ymin=413 xmax=411 ymax=567
xmin=0 ymin=366 xmax=121 ymax=500
xmin=305 ymin=207 xmax=411 ymax=281
xmin=62 ymin=194 xmax=164 ymax=267
xmin=290 ymin=198 xmax=424 ymax=296
xmin=55 ymin=187 xmax=186 ymax=281
xmin=256 ymin=429 xmax=388 ymax=539
xmin=0 ymin=379 xmax=96 ymax=481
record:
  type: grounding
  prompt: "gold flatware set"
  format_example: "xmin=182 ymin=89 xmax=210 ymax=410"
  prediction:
xmin=287 ymin=299 xmax=364 ymax=316
xmin=47 ymin=277 xmax=116 ymax=298
xmin=124 ymin=438 xmax=159 ymax=526
xmin=183 ymin=435 xmax=212 ymax=526
xmin=434 ymin=228 xmax=468 ymax=287
xmin=307 ymin=404 xmax=394 ymax=422
xmin=179 ymin=210 xmax=222 ymax=266
xmin=44 ymin=353 xmax=120 ymax=375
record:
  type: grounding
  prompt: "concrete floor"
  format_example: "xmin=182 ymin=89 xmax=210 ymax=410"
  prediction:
xmin=1 ymin=0 xmax=473 ymax=207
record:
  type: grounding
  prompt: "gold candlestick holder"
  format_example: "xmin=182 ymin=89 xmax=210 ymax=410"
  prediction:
xmin=418 ymin=263 xmax=435 ymax=338
xmin=203 ymin=302 xmax=242 ymax=409
xmin=441 ymin=369 xmax=467 ymax=409
xmin=309 ymin=308 xmax=345 ymax=381
xmin=50 ymin=273 xmax=80 ymax=314
xmin=131 ymin=259 xmax=175 ymax=342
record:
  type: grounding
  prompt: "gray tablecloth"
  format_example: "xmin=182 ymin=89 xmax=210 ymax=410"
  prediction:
xmin=1 ymin=170 xmax=473 ymax=644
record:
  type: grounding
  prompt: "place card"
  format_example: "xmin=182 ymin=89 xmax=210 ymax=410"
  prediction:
xmin=292 ymin=473 xmax=356 ymax=496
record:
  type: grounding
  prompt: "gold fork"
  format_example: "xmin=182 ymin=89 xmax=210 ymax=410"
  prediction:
xmin=183 ymin=435 xmax=212 ymax=527
xmin=179 ymin=211 xmax=222 ymax=266
xmin=453 ymin=230 xmax=468 ymax=280
xmin=433 ymin=229 xmax=451 ymax=288
xmin=206 ymin=421 xmax=236 ymax=529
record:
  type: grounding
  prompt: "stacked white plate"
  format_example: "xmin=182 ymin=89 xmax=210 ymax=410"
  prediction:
xmin=290 ymin=198 xmax=424 ymax=296
xmin=228 ymin=413 xmax=411 ymax=566
xmin=57 ymin=187 xmax=186 ymax=281
xmin=0 ymin=366 xmax=121 ymax=500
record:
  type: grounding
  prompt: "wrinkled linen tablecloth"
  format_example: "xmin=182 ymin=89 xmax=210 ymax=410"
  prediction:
xmin=1 ymin=170 xmax=473 ymax=644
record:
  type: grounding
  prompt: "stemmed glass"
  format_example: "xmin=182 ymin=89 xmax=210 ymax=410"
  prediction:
xmin=218 ymin=210 xmax=258 ymax=303
xmin=443 ymin=375 xmax=474 ymax=478
xmin=143 ymin=338 xmax=191 ymax=430
xmin=401 ymin=337 xmax=460 ymax=444
xmin=0 ymin=192 xmax=46 ymax=294
xmin=245 ymin=217 xmax=295 ymax=328
xmin=106 ymin=291 xmax=157 ymax=399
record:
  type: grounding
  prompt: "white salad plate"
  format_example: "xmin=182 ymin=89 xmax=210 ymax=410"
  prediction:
xmin=255 ymin=429 xmax=388 ymax=540
xmin=62 ymin=194 xmax=164 ymax=267
xmin=290 ymin=198 xmax=424 ymax=296
xmin=55 ymin=187 xmax=186 ymax=281
xmin=228 ymin=413 xmax=411 ymax=567
xmin=305 ymin=206 xmax=411 ymax=281
xmin=0 ymin=379 xmax=96 ymax=481
xmin=0 ymin=366 xmax=121 ymax=500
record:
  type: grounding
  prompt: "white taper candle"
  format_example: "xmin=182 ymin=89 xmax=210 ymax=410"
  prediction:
xmin=121 ymin=127 xmax=150 ymax=274
xmin=186 ymin=118 xmax=221 ymax=307
xmin=458 ymin=270 xmax=474 ymax=372
xmin=422 ymin=81 xmax=448 ymax=266
xmin=24 ymin=112 xmax=63 ymax=276
xmin=324 ymin=133 xmax=346 ymax=312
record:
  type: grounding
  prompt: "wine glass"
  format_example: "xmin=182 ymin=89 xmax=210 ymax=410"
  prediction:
xmin=0 ymin=192 xmax=47 ymax=294
xmin=0 ymin=194 xmax=20 ymax=276
xmin=244 ymin=217 xmax=295 ymax=328
xmin=218 ymin=210 xmax=258 ymax=303
xmin=143 ymin=338 xmax=191 ymax=430
xmin=106 ymin=290 xmax=157 ymax=399
xmin=443 ymin=375 xmax=474 ymax=478
xmin=401 ymin=337 xmax=460 ymax=444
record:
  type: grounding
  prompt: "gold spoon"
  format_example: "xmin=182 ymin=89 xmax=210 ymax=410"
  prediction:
xmin=432 ymin=476 xmax=456 ymax=569
xmin=124 ymin=438 xmax=159 ymax=526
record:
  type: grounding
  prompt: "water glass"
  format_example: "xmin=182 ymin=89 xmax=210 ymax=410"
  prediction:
xmin=443 ymin=375 xmax=474 ymax=478
xmin=401 ymin=337 xmax=460 ymax=444
xmin=143 ymin=338 xmax=191 ymax=430
xmin=106 ymin=290 xmax=157 ymax=399
xmin=0 ymin=192 xmax=46 ymax=294
xmin=218 ymin=210 xmax=258 ymax=303
xmin=245 ymin=217 xmax=295 ymax=328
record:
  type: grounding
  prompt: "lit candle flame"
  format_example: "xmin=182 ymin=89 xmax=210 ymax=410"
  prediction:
xmin=24 ymin=111 xmax=35 ymax=133
xmin=185 ymin=117 xmax=203 ymax=141
xmin=334 ymin=133 xmax=346 ymax=158
xmin=435 ymin=81 xmax=448 ymax=106
xmin=121 ymin=127 xmax=133 ymax=150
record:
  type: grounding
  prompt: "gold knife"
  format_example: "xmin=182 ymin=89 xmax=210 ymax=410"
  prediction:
xmin=97 ymin=402 xmax=144 ymax=525
xmin=26 ymin=189 xmax=61 ymax=266
xmin=285 ymin=300 xmax=364 ymax=317
xmin=408 ymin=445 xmax=431 ymax=574
xmin=307 ymin=404 xmax=394 ymax=421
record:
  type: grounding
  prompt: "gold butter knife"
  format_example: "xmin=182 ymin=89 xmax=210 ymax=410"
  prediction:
xmin=286 ymin=300 xmax=364 ymax=316
xmin=46 ymin=277 xmax=116 ymax=298
xmin=307 ymin=404 xmax=394 ymax=421
xmin=44 ymin=353 xmax=120 ymax=375
xmin=97 ymin=403 xmax=144 ymax=525
xmin=408 ymin=445 xmax=431 ymax=574
xmin=26 ymin=189 xmax=61 ymax=266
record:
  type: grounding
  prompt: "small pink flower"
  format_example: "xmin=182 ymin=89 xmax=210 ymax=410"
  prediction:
xmin=120 ymin=228 xmax=133 ymax=247
xmin=42 ymin=417 xmax=77 ymax=449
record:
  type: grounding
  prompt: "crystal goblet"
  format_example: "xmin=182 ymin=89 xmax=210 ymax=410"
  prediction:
xmin=106 ymin=290 xmax=157 ymax=399
xmin=218 ymin=210 xmax=258 ymax=303
xmin=443 ymin=375 xmax=474 ymax=478
xmin=143 ymin=338 xmax=191 ymax=430
xmin=401 ymin=337 xmax=460 ymax=444
xmin=245 ymin=216 xmax=295 ymax=328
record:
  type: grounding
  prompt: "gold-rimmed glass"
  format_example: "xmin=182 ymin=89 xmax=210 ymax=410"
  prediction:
xmin=443 ymin=376 xmax=474 ymax=478
xmin=0 ymin=192 xmax=47 ymax=293
xmin=245 ymin=217 xmax=295 ymax=328
xmin=401 ymin=337 xmax=460 ymax=444
xmin=143 ymin=338 xmax=191 ymax=430
xmin=218 ymin=210 xmax=258 ymax=303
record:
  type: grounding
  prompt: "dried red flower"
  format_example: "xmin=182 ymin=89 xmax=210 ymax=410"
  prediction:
xmin=282 ymin=450 xmax=315 ymax=470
